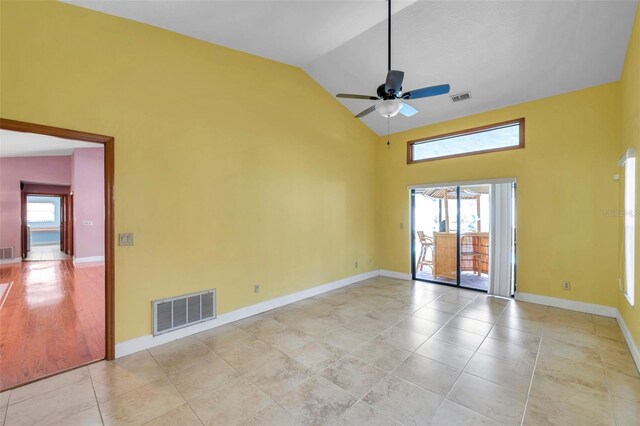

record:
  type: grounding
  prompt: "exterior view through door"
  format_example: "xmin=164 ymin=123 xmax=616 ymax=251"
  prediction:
xmin=411 ymin=180 xmax=516 ymax=296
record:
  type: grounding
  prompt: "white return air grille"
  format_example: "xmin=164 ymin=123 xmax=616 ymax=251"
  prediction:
xmin=152 ymin=289 xmax=216 ymax=336
xmin=0 ymin=247 xmax=14 ymax=261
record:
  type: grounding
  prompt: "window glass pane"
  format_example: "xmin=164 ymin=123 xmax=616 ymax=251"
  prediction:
xmin=27 ymin=202 xmax=55 ymax=223
xmin=624 ymin=157 xmax=635 ymax=306
xmin=411 ymin=121 xmax=521 ymax=162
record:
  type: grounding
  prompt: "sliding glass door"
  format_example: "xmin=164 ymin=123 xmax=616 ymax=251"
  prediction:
xmin=411 ymin=183 xmax=504 ymax=292
xmin=412 ymin=187 xmax=459 ymax=286
xmin=458 ymin=185 xmax=490 ymax=291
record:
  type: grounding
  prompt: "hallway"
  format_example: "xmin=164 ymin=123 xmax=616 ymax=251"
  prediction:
xmin=0 ymin=260 xmax=105 ymax=391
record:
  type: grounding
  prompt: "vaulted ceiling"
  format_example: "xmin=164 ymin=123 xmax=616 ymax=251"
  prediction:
xmin=65 ymin=0 xmax=638 ymax=135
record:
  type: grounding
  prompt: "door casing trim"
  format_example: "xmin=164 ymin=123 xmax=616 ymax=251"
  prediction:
xmin=1 ymin=118 xmax=115 ymax=360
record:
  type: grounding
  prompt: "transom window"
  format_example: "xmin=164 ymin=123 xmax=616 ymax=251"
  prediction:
xmin=407 ymin=118 xmax=524 ymax=163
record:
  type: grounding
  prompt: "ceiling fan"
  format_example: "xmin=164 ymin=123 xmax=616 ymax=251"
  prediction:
xmin=336 ymin=0 xmax=450 ymax=119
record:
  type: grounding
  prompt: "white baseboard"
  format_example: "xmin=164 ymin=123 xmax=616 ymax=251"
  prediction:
xmin=115 ymin=269 xmax=631 ymax=361
xmin=0 ymin=258 xmax=22 ymax=265
xmin=73 ymin=256 xmax=105 ymax=264
xmin=379 ymin=270 xmax=412 ymax=281
xmin=616 ymin=311 xmax=640 ymax=373
xmin=515 ymin=292 xmax=617 ymax=318
xmin=115 ymin=269 xmax=380 ymax=358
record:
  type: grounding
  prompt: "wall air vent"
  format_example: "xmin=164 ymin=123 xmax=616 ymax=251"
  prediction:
xmin=152 ymin=289 xmax=216 ymax=336
xmin=450 ymin=92 xmax=471 ymax=102
xmin=0 ymin=247 xmax=15 ymax=261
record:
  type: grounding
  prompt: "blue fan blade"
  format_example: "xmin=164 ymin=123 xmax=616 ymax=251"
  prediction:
xmin=385 ymin=70 xmax=405 ymax=95
xmin=399 ymin=102 xmax=418 ymax=117
xmin=404 ymin=84 xmax=450 ymax=99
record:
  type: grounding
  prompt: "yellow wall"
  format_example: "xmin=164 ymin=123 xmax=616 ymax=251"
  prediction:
xmin=1 ymin=1 xmax=636 ymax=348
xmin=0 ymin=1 xmax=379 ymax=342
xmin=377 ymin=82 xmax=621 ymax=307
xmin=619 ymin=8 xmax=640 ymax=349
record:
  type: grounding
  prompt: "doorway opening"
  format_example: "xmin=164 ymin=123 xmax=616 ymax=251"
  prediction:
xmin=0 ymin=118 xmax=115 ymax=391
xmin=24 ymin=194 xmax=71 ymax=261
xmin=411 ymin=180 xmax=516 ymax=295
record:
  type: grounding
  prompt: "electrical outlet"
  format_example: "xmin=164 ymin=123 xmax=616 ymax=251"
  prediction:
xmin=254 ymin=284 xmax=260 ymax=294
xmin=562 ymin=280 xmax=571 ymax=290
xmin=355 ymin=261 xmax=358 ymax=269
xmin=118 ymin=233 xmax=134 ymax=246
xmin=399 ymin=223 xmax=404 ymax=229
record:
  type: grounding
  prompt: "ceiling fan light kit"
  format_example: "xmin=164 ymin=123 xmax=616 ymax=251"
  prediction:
xmin=376 ymin=99 xmax=402 ymax=118
xmin=336 ymin=0 xmax=451 ymax=120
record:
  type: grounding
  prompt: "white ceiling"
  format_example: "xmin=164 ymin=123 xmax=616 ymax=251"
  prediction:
xmin=0 ymin=130 xmax=103 ymax=157
xmin=64 ymin=0 xmax=638 ymax=136
xmin=65 ymin=0 xmax=417 ymax=66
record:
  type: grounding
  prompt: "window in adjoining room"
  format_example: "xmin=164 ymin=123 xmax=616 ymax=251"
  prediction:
xmin=27 ymin=202 xmax=55 ymax=223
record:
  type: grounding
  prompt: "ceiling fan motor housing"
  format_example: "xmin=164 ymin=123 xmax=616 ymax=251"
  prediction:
xmin=377 ymin=83 xmax=401 ymax=99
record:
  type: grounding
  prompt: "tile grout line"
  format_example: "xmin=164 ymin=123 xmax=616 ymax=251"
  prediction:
xmin=6 ymin=278 xmax=633 ymax=425
xmin=449 ymin=307 xmax=543 ymax=396
xmin=598 ymin=342 xmax=621 ymax=426
xmin=155 ymin=349 xmax=206 ymax=426
xmin=101 ymin=350 xmax=179 ymax=425
xmin=220 ymin=329 xmax=311 ymax=425
xmin=1 ymin=390 xmax=8 ymax=426
xmin=439 ymin=297 xmax=545 ymax=419
xmin=214 ymin=311 xmax=361 ymax=424
xmin=161 ymin=334 xmax=283 ymax=425
xmin=255 ymin=325 xmax=373 ymax=423
xmin=347 ymin=290 xmax=502 ymax=424
xmin=331 ymin=300 xmax=438 ymax=424
xmin=191 ymin=350 xmax=245 ymax=425
xmin=86 ymin=366 xmax=106 ymax=426
xmin=440 ymin=303 xmax=508 ymax=423
xmin=176 ymin=294 xmax=610 ymax=423
xmin=244 ymin=284 xmax=458 ymax=424
xmin=519 ymin=328 xmax=544 ymax=426
xmin=393 ymin=290 xmax=511 ymax=423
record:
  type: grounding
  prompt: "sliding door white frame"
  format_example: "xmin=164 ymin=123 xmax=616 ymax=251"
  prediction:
xmin=488 ymin=182 xmax=516 ymax=297
xmin=407 ymin=177 xmax=516 ymax=192
xmin=409 ymin=177 xmax=517 ymax=295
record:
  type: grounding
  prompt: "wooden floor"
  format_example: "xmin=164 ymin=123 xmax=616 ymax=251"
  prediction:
xmin=0 ymin=260 xmax=105 ymax=391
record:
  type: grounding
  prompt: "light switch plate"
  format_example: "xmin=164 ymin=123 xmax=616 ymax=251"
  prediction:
xmin=119 ymin=233 xmax=134 ymax=246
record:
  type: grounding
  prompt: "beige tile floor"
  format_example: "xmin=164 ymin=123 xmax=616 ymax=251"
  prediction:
xmin=1 ymin=276 xmax=639 ymax=425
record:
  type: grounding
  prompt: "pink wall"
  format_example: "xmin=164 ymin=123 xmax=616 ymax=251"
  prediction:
xmin=0 ymin=156 xmax=72 ymax=255
xmin=71 ymin=148 xmax=104 ymax=259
